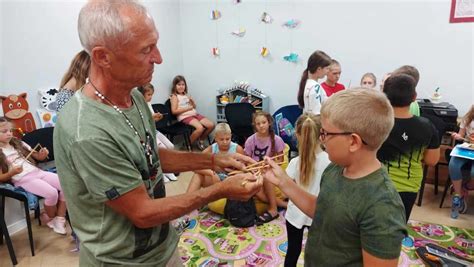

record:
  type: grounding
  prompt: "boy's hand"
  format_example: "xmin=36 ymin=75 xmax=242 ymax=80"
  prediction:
xmin=263 ymin=156 xmax=288 ymax=187
xmin=222 ymin=173 xmax=262 ymax=200
xmin=213 ymin=153 xmax=256 ymax=173
xmin=10 ymin=165 xmax=23 ymax=175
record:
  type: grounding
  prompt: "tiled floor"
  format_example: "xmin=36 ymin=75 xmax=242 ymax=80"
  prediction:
xmin=1 ymin=172 xmax=473 ymax=267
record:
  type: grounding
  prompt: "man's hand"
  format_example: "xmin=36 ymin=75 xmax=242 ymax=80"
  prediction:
xmin=213 ymin=153 xmax=256 ymax=173
xmin=221 ymin=172 xmax=262 ymax=200
xmin=263 ymin=156 xmax=289 ymax=187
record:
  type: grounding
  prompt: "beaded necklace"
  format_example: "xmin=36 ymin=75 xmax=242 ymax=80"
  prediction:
xmin=89 ymin=81 xmax=155 ymax=171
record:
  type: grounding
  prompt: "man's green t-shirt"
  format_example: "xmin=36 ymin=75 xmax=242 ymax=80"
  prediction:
xmin=304 ymin=163 xmax=407 ymax=266
xmin=54 ymin=89 xmax=178 ymax=266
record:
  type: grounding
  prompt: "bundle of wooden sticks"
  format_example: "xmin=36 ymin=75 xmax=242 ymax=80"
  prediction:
xmin=229 ymin=153 xmax=286 ymax=186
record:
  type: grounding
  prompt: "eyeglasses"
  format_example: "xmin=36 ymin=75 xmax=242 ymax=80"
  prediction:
xmin=319 ymin=128 xmax=368 ymax=145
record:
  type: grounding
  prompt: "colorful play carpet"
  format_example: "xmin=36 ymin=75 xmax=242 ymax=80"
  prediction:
xmin=178 ymin=209 xmax=474 ymax=266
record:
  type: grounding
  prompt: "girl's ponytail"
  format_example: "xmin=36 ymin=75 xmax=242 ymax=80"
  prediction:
xmin=296 ymin=113 xmax=321 ymax=188
xmin=297 ymin=69 xmax=308 ymax=108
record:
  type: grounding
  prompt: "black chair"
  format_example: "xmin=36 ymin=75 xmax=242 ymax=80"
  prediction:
xmin=152 ymin=103 xmax=193 ymax=151
xmin=225 ymin=103 xmax=255 ymax=146
xmin=22 ymin=127 xmax=55 ymax=162
xmin=163 ymin=100 xmax=212 ymax=148
xmin=272 ymin=105 xmax=303 ymax=159
xmin=0 ymin=185 xmax=38 ymax=265
xmin=417 ymin=114 xmax=446 ymax=206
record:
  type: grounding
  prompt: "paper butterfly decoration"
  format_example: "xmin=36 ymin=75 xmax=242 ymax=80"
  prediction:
xmin=231 ymin=27 xmax=246 ymax=37
xmin=282 ymin=19 xmax=300 ymax=28
xmin=212 ymin=47 xmax=220 ymax=57
xmin=283 ymin=53 xmax=299 ymax=63
xmin=261 ymin=12 xmax=273 ymax=23
xmin=260 ymin=47 xmax=269 ymax=57
xmin=211 ymin=10 xmax=221 ymax=20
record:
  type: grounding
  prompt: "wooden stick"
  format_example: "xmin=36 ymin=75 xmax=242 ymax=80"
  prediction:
xmin=25 ymin=144 xmax=41 ymax=160
xmin=231 ymin=153 xmax=285 ymax=175
xmin=243 ymin=153 xmax=284 ymax=170
xmin=241 ymin=169 xmax=264 ymax=186
xmin=230 ymin=161 xmax=285 ymax=175
xmin=244 ymin=161 xmax=284 ymax=172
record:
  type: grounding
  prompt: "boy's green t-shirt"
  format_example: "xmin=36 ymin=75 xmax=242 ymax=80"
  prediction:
xmin=304 ymin=163 xmax=407 ymax=266
xmin=409 ymin=101 xmax=420 ymax=116
xmin=54 ymin=89 xmax=178 ymax=266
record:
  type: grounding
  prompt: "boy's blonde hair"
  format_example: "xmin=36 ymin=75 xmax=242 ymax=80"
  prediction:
xmin=321 ymin=89 xmax=394 ymax=151
xmin=214 ymin=123 xmax=231 ymax=135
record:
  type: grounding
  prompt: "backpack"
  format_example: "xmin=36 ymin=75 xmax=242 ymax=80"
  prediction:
xmin=278 ymin=118 xmax=295 ymax=139
xmin=224 ymin=198 xmax=257 ymax=228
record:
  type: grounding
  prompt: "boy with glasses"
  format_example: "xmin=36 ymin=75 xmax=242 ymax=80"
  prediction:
xmin=264 ymin=89 xmax=406 ymax=266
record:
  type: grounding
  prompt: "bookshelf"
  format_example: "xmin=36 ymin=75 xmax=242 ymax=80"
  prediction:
xmin=216 ymin=82 xmax=269 ymax=123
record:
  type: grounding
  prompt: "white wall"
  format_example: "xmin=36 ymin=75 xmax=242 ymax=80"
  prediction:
xmin=0 ymin=0 xmax=183 ymax=231
xmin=179 ymin=0 xmax=473 ymax=119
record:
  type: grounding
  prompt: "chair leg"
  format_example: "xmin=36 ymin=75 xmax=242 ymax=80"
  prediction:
xmin=434 ymin=164 xmax=439 ymax=195
xmin=1 ymin=208 xmax=18 ymax=265
xmin=439 ymin=177 xmax=451 ymax=208
xmin=184 ymin=133 xmax=192 ymax=151
xmin=417 ymin=165 xmax=428 ymax=206
xmin=23 ymin=201 xmax=35 ymax=256
xmin=35 ymin=204 xmax=41 ymax=226
xmin=0 ymin=196 xmax=4 ymax=245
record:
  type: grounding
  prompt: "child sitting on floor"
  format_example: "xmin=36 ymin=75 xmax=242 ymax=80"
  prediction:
xmin=245 ymin=111 xmax=287 ymax=225
xmin=264 ymin=89 xmax=407 ymax=266
xmin=186 ymin=123 xmax=244 ymax=192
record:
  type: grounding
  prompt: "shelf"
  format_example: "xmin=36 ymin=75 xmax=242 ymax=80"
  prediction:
xmin=216 ymin=87 xmax=269 ymax=121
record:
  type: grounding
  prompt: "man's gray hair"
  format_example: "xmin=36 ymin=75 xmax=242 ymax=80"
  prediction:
xmin=78 ymin=0 xmax=150 ymax=53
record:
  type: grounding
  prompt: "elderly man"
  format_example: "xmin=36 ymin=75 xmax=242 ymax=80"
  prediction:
xmin=54 ymin=0 xmax=261 ymax=266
